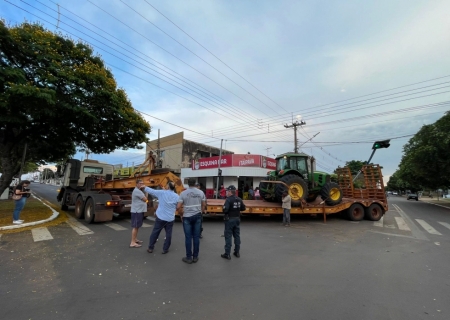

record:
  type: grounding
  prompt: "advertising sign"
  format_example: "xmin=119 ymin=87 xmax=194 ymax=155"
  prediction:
xmin=232 ymin=154 xmax=261 ymax=167
xmin=192 ymin=154 xmax=277 ymax=170
xmin=192 ymin=154 xmax=233 ymax=170
xmin=261 ymin=156 xmax=277 ymax=170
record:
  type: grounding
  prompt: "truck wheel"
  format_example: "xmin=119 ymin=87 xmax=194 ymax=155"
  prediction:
xmin=60 ymin=191 xmax=69 ymax=211
xmin=347 ymin=203 xmax=364 ymax=221
xmin=320 ymin=182 xmax=343 ymax=206
xmin=84 ymin=198 xmax=95 ymax=224
xmin=364 ymin=203 xmax=384 ymax=221
xmin=276 ymin=174 xmax=308 ymax=207
xmin=74 ymin=196 xmax=85 ymax=219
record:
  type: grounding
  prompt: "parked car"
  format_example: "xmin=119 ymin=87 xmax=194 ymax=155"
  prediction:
xmin=407 ymin=193 xmax=419 ymax=201
xmin=392 ymin=192 xmax=398 ymax=195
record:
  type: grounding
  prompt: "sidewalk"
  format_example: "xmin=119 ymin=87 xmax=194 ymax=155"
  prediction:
xmin=0 ymin=193 xmax=67 ymax=233
xmin=420 ymin=197 xmax=450 ymax=209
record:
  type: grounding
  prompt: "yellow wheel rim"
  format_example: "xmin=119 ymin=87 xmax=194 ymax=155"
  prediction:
xmin=329 ymin=187 xmax=341 ymax=201
xmin=289 ymin=183 xmax=304 ymax=200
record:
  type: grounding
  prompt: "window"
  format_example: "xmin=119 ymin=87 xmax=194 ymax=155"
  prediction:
xmin=83 ymin=166 xmax=103 ymax=174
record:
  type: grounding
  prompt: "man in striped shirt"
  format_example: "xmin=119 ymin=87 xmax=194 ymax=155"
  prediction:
xmin=144 ymin=181 xmax=179 ymax=254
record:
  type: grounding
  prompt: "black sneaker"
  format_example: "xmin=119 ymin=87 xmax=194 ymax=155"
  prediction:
xmin=221 ymin=253 xmax=231 ymax=260
xmin=193 ymin=257 xmax=199 ymax=263
xmin=233 ymin=251 xmax=240 ymax=258
xmin=182 ymin=257 xmax=193 ymax=264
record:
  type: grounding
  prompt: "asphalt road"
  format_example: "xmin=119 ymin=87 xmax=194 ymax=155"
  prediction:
xmin=1 ymin=188 xmax=449 ymax=320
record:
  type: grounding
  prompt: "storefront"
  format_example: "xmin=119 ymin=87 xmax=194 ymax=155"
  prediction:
xmin=181 ymin=154 xmax=276 ymax=198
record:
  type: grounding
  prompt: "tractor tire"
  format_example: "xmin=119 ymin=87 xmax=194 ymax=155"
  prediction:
xmin=320 ymin=182 xmax=343 ymax=206
xmin=347 ymin=203 xmax=365 ymax=221
xmin=74 ymin=196 xmax=85 ymax=219
xmin=259 ymin=181 xmax=275 ymax=202
xmin=364 ymin=203 xmax=384 ymax=221
xmin=275 ymin=174 xmax=308 ymax=207
xmin=84 ymin=198 xmax=95 ymax=224
xmin=60 ymin=191 xmax=68 ymax=211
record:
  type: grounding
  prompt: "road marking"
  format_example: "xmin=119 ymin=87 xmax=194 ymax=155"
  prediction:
xmin=368 ymin=230 xmax=415 ymax=239
xmin=415 ymin=219 xmax=442 ymax=235
xmin=31 ymin=227 xmax=54 ymax=242
xmin=125 ymin=219 xmax=152 ymax=228
xmin=66 ymin=218 xmax=94 ymax=235
xmin=438 ymin=222 xmax=450 ymax=230
xmin=395 ymin=217 xmax=411 ymax=231
xmin=374 ymin=216 xmax=384 ymax=227
xmin=392 ymin=204 xmax=428 ymax=241
xmin=104 ymin=223 xmax=127 ymax=231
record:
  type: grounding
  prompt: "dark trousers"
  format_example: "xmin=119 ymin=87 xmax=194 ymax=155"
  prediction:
xmin=148 ymin=217 xmax=174 ymax=252
xmin=224 ymin=218 xmax=241 ymax=255
xmin=182 ymin=213 xmax=202 ymax=259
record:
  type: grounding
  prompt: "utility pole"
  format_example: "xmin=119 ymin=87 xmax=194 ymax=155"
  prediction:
xmin=284 ymin=119 xmax=306 ymax=153
xmin=264 ymin=147 xmax=272 ymax=156
xmin=215 ymin=139 xmax=223 ymax=199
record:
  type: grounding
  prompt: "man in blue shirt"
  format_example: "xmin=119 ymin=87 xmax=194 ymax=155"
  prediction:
xmin=143 ymin=181 xmax=179 ymax=254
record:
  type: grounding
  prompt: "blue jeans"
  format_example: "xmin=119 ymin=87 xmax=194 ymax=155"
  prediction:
xmin=148 ymin=217 xmax=174 ymax=252
xmin=13 ymin=197 xmax=27 ymax=221
xmin=182 ymin=213 xmax=202 ymax=259
xmin=224 ymin=218 xmax=241 ymax=255
xmin=283 ymin=209 xmax=291 ymax=224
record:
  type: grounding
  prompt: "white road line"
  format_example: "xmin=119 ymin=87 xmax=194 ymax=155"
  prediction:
xmin=31 ymin=227 xmax=54 ymax=242
xmin=415 ymin=219 xmax=442 ymax=235
xmin=395 ymin=217 xmax=411 ymax=231
xmin=438 ymin=222 xmax=450 ymax=230
xmin=125 ymin=219 xmax=152 ymax=228
xmin=104 ymin=223 xmax=127 ymax=231
xmin=392 ymin=204 xmax=428 ymax=241
xmin=374 ymin=216 xmax=384 ymax=227
xmin=66 ymin=218 xmax=94 ymax=235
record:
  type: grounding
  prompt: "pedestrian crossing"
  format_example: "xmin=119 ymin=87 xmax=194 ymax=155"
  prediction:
xmin=373 ymin=215 xmax=450 ymax=236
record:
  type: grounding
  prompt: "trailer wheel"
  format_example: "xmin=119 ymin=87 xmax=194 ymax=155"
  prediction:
xmin=84 ymin=198 xmax=95 ymax=224
xmin=60 ymin=191 xmax=68 ymax=211
xmin=364 ymin=203 xmax=384 ymax=221
xmin=74 ymin=196 xmax=85 ymax=219
xmin=347 ymin=203 xmax=365 ymax=221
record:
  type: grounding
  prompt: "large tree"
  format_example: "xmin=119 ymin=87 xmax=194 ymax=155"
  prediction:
xmin=0 ymin=21 xmax=151 ymax=194
xmin=397 ymin=112 xmax=450 ymax=190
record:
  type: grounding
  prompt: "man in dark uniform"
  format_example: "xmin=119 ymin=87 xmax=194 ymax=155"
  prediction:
xmin=221 ymin=185 xmax=246 ymax=260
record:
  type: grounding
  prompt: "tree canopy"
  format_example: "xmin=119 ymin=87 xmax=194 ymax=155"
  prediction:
xmin=0 ymin=21 xmax=151 ymax=194
xmin=391 ymin=111 xmax=450 ymax=190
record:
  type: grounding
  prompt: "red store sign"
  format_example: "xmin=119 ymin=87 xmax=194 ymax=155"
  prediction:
xmin=192 ymin=154 xmax=276 ymax=170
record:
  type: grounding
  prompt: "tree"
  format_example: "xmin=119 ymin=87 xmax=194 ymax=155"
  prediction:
xmin=0 ymin=21 xmax=151 ymax=195
xmin=397 ymin=112 xmax=450 ymax=190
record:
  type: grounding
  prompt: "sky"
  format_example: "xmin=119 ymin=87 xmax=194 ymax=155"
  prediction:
xmin=2 ymin=0 xmax=450 ymax=183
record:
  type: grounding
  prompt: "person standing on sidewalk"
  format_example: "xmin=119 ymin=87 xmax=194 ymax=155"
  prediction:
xmin=129 ymin=180 xmax=147 ymax=248
xmin=12 ymin=180 xmax=31 ymax=225
xmin=144 ymin=181 xmax=179 ymax=254
xmin=282 ymin=191 xmax=291 ymax=226
xmin=221 ymin=185 xmax=246 ymax=260
xmin=177 ymin=178 xmax=206 ymax=264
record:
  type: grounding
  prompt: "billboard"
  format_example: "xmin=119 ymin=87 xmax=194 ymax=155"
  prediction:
xmin=192 ymin=154 xmax=276 ymax=170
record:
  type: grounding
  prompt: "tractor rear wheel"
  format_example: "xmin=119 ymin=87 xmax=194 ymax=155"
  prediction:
xmin=320 ymin=182 xmax=343 ymax=206
xmin=276 ymin=174 xmax=308 ymax=207
xmin=259 ymin=182 xmax=275 ymax=202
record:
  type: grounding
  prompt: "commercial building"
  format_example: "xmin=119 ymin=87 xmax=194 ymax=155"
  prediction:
xmin=181 ymin=154 xmax=277 ymax=198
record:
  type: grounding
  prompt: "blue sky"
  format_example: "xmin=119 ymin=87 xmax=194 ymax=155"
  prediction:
xmin=2 ymin=0 xmax=450 ymax=182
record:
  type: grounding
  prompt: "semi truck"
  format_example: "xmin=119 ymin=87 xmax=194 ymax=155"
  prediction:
xmin=205 ymin=164 xmax=388 ymax=223
xmin=56 ymin=155 xmax=184 ymax=223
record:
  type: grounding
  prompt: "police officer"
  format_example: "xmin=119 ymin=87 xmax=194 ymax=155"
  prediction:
xmin=221 ymin=185 xmax=246 ymax=260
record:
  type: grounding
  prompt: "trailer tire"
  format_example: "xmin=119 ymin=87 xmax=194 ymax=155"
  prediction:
xmin=74 ymin=196 xmax=85 ymax=219
xmin=320 ymin=182 xmax=343 ymax=206
xmin=60 ymin=191 xmax=68 ymax=211
xmin=347 ymin=203 xmax=365 ymax=221
xmin=84 ymin=198 xmax=95 ymax=224
xmin=364 ymin=203 xmax=384 ymax=221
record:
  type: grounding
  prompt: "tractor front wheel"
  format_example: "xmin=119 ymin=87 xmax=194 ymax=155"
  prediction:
xmin=320 ymin=182 xmax=343 ymax=206
xmin=276 ymin=174 xmax=308 ymax=207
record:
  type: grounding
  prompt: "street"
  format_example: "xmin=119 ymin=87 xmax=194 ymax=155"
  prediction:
xmin=1 ymin=186 xmax=449 ymax=319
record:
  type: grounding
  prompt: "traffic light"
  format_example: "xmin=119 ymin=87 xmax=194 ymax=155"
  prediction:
xmin=372 ymin=139 xmax=391 ymax=150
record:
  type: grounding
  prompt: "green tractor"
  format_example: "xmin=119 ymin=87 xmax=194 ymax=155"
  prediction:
xmin=259 ymin=152 xmax=343 ymax=207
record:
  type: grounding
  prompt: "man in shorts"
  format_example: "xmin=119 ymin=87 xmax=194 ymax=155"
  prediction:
xmin=129 ymin=179 xmax=147 ymax=248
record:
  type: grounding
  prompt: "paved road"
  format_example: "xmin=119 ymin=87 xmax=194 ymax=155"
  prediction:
xmin=1 ymin=189 xmax=449 ymax=319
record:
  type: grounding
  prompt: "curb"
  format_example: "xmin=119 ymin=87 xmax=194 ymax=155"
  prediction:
xmin=420 ymin=199 xmax=450 ymax=210
xmin=0 ymin=193 xmax=60 ymax=231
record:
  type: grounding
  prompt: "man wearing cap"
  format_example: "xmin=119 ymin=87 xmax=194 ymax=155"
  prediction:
xmin=221 ymin=185 xmax=246 ymax=260
xmin=177 ymin=178 xmax=206 ymax=264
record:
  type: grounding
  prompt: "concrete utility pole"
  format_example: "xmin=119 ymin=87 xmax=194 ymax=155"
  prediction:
xmin=215 ymin=139 xmax=223 ymax=199
xmin=284 ymin=119 xmax=306 ymax=153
